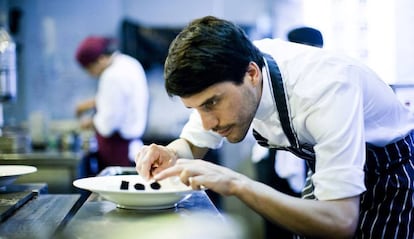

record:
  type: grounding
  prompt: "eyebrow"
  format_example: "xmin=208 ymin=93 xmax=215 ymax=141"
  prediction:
xmin=188 ymin=94 xmax=219 ymax=109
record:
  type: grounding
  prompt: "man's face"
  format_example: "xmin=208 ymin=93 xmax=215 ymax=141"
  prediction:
xmin=84 ymin=56 xmax=110 ymax=77
xmin=181 ymin=64 xmax=262 ymax=143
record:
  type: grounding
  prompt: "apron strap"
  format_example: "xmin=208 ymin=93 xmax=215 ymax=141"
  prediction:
xmin=261 ymin=53 xmax=316 ymax=172
xmin=263 ymin=53 xmax=300 ymax=148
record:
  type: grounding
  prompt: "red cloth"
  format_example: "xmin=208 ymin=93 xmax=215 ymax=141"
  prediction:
xmin=95 ymin=131 xmax=132 ymax=171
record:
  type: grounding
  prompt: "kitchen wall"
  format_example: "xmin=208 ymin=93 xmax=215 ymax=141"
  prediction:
xmin=0 ymin=0 xmax=275 ymax=134
xmin=2 ymin=0 xmax=122 ymax=124
xmin=395 ymin=0 xmax=414 ymax=83
xmin=2 ymin=0 xmax=414 ymax=131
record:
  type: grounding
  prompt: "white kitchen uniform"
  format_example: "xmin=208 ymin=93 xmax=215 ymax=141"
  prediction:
xmin=94 ymin=53 xmax=149 ymax=161
xmin=180 ymin=38 xmax=414 ymax=201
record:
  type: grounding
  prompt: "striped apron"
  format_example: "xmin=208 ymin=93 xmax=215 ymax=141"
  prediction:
xmin=253 ymin=54 xmax=414 ymax=238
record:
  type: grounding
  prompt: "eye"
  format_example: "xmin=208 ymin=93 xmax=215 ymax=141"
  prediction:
xmin=202 ymin=98 xmax=218 ymax=111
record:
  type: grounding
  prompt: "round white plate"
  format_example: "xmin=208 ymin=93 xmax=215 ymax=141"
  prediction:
xmin=73 ymin=175 xmax=194 ymax=210
xmin=0 ymin=165 xmax=37 ymax=187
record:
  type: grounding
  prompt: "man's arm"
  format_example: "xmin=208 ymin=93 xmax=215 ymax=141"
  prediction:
xmin=75 ymin=98 xmax=96 ymax=117
xmin=234 ymin=177 xmax=360 ymax=238
xmin=167 ymin=138 xmax=209 ymax=159
xmin=155 ymin=159 xmax=360 ymax=238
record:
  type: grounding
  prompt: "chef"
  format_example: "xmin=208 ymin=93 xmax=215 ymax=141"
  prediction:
xmin=75 ymin=36 xmax=149 ymax=172
xmin=135 ymin=16 xmax=414 ymax=238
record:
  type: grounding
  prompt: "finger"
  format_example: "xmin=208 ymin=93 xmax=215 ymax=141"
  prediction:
xmin=188 ymin=176 xmax=207 ymax=190
xmin=153 ymin=158 xmax=199 ymax=182
xmin=134 ymin=147 xmax=147 ymax=176
xmin=153 ymin=164 xmax=183 ymax=181
xmin=134 ymin=147 xmax=146 ymax=169
xmin=179 ymin=168 xmax=193 ymax=186
xmin=139 ymin=146 xmax=158 ymax=180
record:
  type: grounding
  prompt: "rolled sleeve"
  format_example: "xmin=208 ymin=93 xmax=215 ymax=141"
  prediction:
xmin=313 ymin=166 xmax=366 ymax=200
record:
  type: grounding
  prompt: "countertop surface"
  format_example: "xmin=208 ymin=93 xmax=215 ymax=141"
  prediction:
xmin=0 ymin=173 xmax=244 ymax=238
xmin=0 ymin=184 xmax=80 ymax=239
xmin=0 ymin=150 xmax=83 ymax=165
xmin=59 ymin=191 xmax=239 ymax=239
xmin=0 ymin=151 xmax=85 ymax=193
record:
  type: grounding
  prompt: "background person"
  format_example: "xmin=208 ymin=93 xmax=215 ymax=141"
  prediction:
xmin=287 ymin=26 xmax=324 ymax=47
xmin=75 ymin=36 xmax=149 ymax=173
xmin=135 ymin=16 xmax=414 ymax=239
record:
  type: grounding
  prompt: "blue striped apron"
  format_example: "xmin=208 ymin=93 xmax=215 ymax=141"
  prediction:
xmin=253 ymin=54 xmax=414 ymax=238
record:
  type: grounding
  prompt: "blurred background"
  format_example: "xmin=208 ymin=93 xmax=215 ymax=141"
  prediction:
xmin=2 ymin=0 xmax=414 ymax=129
xmin=1 ymin=0 xmax=414 ymax=238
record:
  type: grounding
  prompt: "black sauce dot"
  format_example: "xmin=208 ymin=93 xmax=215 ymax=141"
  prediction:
xmin=120 ymin=180 xmax=129 ymax=190
xmin=150 ymin=181 xmax=161 ymax=190
xmin=134 ymin=183 xmax=145 ymax=190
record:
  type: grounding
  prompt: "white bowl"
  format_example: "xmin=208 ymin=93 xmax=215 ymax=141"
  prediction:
xmin=0 ymin=165 xmax=37 ymax=187
xmin=73 ymin=175 xmax=194 ymax=210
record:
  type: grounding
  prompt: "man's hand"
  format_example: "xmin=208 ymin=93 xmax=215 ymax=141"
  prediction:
xmin=153 ymin=158 xmax=246 ymax=195
xmin=135 ymin=144 xmax=178 ymax=180
xmin=79 ymin=117 xmax=94 ymax=130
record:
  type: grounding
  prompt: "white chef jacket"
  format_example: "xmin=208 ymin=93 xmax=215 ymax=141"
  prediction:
xmin=180 ymin=38 xmax=414 ymax=200
xmin=93 ymin=53 xmax=149 ymax=161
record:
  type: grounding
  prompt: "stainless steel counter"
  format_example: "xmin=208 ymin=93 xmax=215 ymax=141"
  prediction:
xmin=59 ymin=191 xmax=243 ymax=239
xmin=0 ymin=184 xmax=81 ymax=239
xmin=0 ymin=151 xmax=84 ymax=193
xmin=0 ymin=165 xmax=244 ymax=239
xmin=0 ymin=184 xmax=243 ymax=239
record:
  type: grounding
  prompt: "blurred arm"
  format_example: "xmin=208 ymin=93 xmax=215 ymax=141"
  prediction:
xmin=75 ymin=98 xmax=96 ymax=117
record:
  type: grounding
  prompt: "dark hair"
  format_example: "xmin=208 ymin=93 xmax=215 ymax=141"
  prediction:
xmin=287 ymin=27 xmax=324 ymax=47
xmin=164 ymin=16 xmax=264 ymax=97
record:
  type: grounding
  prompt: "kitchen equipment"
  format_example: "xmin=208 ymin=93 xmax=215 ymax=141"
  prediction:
xmin=0 ymin=23 xmax=16 ymax=102
xmin=28 ymin=111 xmax=48 ymax=149
xmin=73 ymin=175 xmax=195 ymax=210
xmin=0 ymin=126 xmax=31 ymax=153
xmin=0 ymin=14 xmax=17 ymax=132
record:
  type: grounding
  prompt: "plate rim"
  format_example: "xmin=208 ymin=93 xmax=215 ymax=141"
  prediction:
xmin=0 ymin=165 xmax=37 ymax=177
xmin=73 ymin=175 xmax=194 ymax=194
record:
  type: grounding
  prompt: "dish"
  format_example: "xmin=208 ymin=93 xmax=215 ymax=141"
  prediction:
xmin=73 ymin=175 xmax=194 ymax=210
xmin=0 ymin=165 xmax=37 ymax=187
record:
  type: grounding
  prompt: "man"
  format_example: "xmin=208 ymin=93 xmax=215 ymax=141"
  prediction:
xmin=76 ymin=36 xmax=149 ymax=172
xmin=135 ymin=16 xmax=414 ymax=238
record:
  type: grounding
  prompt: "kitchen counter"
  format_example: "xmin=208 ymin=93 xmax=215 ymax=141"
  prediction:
xmin=0 ymin=166 xmax=244 ymax=238
xmin=0 ymin=183 xmax=81 ymax=239
xmin=0 ymin=150 xmax=84 ymax=193
xmin=0 ymin=184 xmax=242 ymax=239
xmin=59 ymin=191 xmax=242 ymax=239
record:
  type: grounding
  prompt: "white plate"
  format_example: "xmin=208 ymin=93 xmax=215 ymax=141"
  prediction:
xmin=73 ymin=175 xmax=194 ymax=210
xmin=0 ymin=165 xmax=37 ymax=187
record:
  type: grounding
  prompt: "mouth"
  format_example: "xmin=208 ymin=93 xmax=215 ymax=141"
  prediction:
xmin=214 ymin=126 xmax=233 ymax=137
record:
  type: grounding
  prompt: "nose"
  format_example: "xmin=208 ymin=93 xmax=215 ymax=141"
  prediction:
xmin=199 ymin=111 xmax=219 ymax=131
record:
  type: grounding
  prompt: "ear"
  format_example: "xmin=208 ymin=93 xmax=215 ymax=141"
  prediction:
xmin=246 ymin=61 xmax=261 ymax=86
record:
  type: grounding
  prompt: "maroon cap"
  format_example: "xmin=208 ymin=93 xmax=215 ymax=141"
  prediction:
xmin=75 ymin=36 xmax=111 ymax=67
